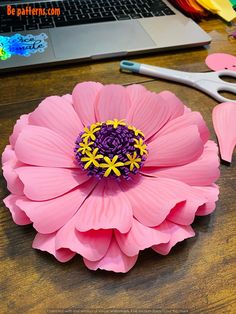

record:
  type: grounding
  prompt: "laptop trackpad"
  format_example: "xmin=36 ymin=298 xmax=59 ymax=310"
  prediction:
xmin=50 ymin=20 xmax=156 ymax=60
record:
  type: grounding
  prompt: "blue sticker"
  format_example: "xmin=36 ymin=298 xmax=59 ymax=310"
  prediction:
xmin=0 ymin=33 xmax=48 ymax=60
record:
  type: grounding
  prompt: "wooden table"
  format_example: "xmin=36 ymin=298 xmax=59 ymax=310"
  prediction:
xmin=0 ymin=17 xmax=236 ymax=314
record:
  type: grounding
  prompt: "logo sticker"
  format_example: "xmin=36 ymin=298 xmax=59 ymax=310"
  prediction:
xmin=0 ymin=33 xmax=48 ymax=60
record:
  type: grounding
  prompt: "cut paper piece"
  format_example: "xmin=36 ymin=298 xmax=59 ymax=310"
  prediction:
xmin=196 ymin=0 xmax=218 ymax=11
xmin=230 ymin=0 xmax=236 ymax=7
xmin=196 ymin=0 xmax=236 ymax=21
xmin=2 ymin=146 xmax=24 ymax=195
xmin=195 ymin=184 xmax=219 ymax=216
xmin=212 ymin=102 xmax=236 ymax=163
xmin=205 ymin=53 xmax=236 ymax=71
xmin=168 ymin=0 xmax=207 ymax=20
xmin=188 ymin=0 xmax=206 ymax=11
xmin=115 ymin=219 xmax=170 ymax=257
xmin=3 ymin=195 xmax=31 ymax=225
xmin=152 ymin=221 xmax=195 ymax=255
xmin=83 ymin=237 xmax=138 ymax=273
xmin=33 ymin=232 xmax=76 ymax=263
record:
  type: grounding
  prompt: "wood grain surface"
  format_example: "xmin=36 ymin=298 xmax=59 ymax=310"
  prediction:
xmin=0 ymin=17 xmax=236 ymax=314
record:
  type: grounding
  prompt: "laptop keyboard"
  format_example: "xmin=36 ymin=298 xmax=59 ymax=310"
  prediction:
xmin=0 ymin=0 xmax=175 ymax=33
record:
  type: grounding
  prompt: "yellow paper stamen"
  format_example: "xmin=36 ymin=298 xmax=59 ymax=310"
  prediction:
xmin=81 ymin=148 xmax=103 ymax=169
xmin=100 ymin=155 xmax=124 ymax=177
xmin=124 ymin=152 xmax=142 ymax=171
xmin=77 ymin=140 xmax=94 ymax=154
xmin=133 ymin=138 xmax=148 ymax=156
xmin=106 ymin=119 xmax=126 ymax=129
xmin=128 ymin=126 xmax=145 ymax=137
xmin=81 ymin=124 xmax=101 ymax=141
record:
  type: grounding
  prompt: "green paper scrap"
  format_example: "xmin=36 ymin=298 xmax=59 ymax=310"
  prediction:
xmin=230 ymin=0 xmax=236 ymax=7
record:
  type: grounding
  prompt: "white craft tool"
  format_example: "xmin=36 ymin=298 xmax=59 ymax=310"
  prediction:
xmin=120 ymin=60 xmax=236 ymax=103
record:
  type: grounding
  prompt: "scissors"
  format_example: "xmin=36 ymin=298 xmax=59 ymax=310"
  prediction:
xmin=120 ymin=60 xmax=236 ymax=103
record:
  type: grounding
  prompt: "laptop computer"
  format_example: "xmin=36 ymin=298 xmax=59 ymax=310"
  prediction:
xmin=0 ymin=0 xmax=211 ymax=71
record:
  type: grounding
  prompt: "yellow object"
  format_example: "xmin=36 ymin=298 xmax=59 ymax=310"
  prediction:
xmin=81 ymin=148 xmax=103 ymax=169
xmin=77 ymin=141 xmax=94 ymax=154
xmin=106 ymin=119 xmax=126 ymax=129
xmin=81 ymin=124 xmax=101 ymax=141
xmin=124 ymin=152 xmax=141 ymax=171
xmin=100 ymin=156 xmax=124 ymax=177
xmin=128 ymin=125 xmax=145 ymax=137
xmin=197 ymin=0 xmax=218 ymax=11
xmin=196 ymin=0 xmax=236 ymax=21
xmin=133 ymin=138 xmax=148 ymax=156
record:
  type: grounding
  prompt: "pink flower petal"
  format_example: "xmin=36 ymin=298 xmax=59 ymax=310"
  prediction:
xmin=126 ymin=88 xmax=178 ymax=140
xmin=121 ymin=176 xmax=186 ymax=227
xmin=75 ymin=180 xmax=133 ymax=233
xmin=167 ymin=187 xmax=206 ymax=225
xmin=16 ymin=166 xmax=89 ymax=201
xmin=72 ymin=82 xmax=103 ymax=126
xmin=83 ymin=237 xmax=138 ymax=273
xmin=2 ymin=145 xmax=14 ymax=164
xmin=195 ymin=184 xmax=219 ymax=216
xmin=33 ymin=232 xmax=75 ymax=262
xmin=143 ymin=141 xmax=220 ymax=186
xmin=2 ymin=146 xmax=24 ymax=195
xmin=126 ymin=84 xmax=147 ymax=105
xmin=158 ymin=90 xmax=185 ymax=120
xmin=16 ymin=181 xmax=95 ymax=233
xmin=153 ymin=221 xmax=195 ymax=255
xmin=115 ymin=219 xmax=170 ymax=256
xmin=212 ymin=102 xmax=236 ymax=163
xmin=145 ymin=125 xmax=203 ymax=167
xmin=205 ymin=53 xmax=236 ymax=71
xmin=9 ymin=114 xmax=29 ymax=148
xmin=2 ymin=164 xmax=24 ymax=195
xmin=15 ymin=125 xmax=76 ymax=168
xmin=3 ymin=195 xmax=31 ymax=225
xmin=184 ymin=106 xmax=192 ymax=113
xmin=61 ymin=93 xmax=73 ymax=104
xmin=56 ymin=218 xmax=112 ymax=261
xmin=154 ymin=111 xmax=210 ymax=144
xmin=196 ymin=202 xmax=216 ymax=216
xmin=29 ymin=96 xmax=83 ymax=143
xmin=95 ymin=84 xmax=131 ymax=122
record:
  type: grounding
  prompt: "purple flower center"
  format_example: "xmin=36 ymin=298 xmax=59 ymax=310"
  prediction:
xmin=74 ymin=119 xmax=148 ymax=180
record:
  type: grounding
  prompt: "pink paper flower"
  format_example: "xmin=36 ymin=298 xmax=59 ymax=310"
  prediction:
xmin=2 ymin=82 xmax=220 ymax=273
